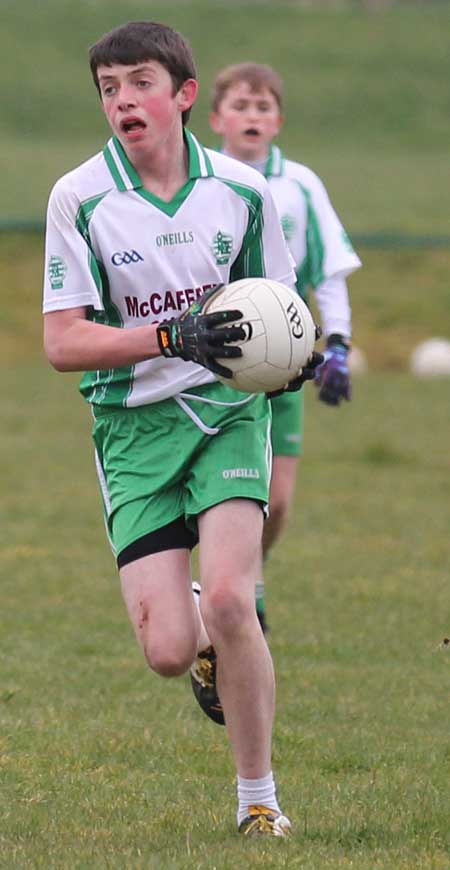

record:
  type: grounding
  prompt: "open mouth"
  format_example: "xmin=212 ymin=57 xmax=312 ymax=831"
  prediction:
xmin=244 ymin=128 xmax=260 ymax=137
xmin=121 ymin=119 xmax=146 ymax=134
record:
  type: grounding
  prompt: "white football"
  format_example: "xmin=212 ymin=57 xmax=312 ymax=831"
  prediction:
xmin=410 ymin=338 xmax=450 ymax=377
xmin=204 ymin=278 xmax=317 ymax=393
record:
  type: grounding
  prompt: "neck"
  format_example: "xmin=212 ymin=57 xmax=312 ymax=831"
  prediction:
xmin=222 ymin=147 xmax=269 ymax=175
xmin=125 ymin=128 xmax=189 ymax=202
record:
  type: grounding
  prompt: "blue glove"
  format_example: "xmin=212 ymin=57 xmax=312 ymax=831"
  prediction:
xmin=267 ymin=351 xmax=324 ymax=399
xmin=314 ymin=334 xmax=351 ymax=406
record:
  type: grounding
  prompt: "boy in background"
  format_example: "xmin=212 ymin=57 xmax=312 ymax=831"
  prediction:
xmin=210 ymin=62 xmax=362 ymax=631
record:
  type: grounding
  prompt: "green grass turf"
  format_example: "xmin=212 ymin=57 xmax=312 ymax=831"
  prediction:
xmin=1 ymin=363 xmax=450 ymax=868
xmin=2 ymin=6 xmax=450 ymax=855
xmin=2 ymin=1 xmax=450 ymax=234
xmin=2 ymin=227 xmax=450 ymax=866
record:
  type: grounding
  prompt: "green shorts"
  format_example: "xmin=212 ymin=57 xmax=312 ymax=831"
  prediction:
xmin=270 ymin=389 xmax=305 ymax=456
xmin=92 ymin=382 xmax=272 ymax=558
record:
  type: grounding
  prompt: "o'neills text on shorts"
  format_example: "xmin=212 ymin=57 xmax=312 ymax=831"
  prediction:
xmin=222 ymin=468 xmax=260 ymax=480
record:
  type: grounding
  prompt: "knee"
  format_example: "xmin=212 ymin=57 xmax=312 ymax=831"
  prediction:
xmin=133 ymin=598 xmax=197 ymax=677
xmin=144 ymin=646 xmax=196 ymax=677
xmin=143 ymin=639 xmax=196 ymax=677
xmin=202 ymin=581 xmax=252 ymax=640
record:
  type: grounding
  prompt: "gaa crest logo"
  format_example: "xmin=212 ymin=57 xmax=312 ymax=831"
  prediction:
xmin=211 ymin=230 xmax=233 ymax=265
xmin=48 ymin=255 xmax=68 ymax=290
xmin=111 ymin=249 xmax=144 ymax=266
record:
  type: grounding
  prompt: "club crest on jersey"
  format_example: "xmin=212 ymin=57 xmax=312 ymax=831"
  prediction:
xmin=211 ymin=230 xmax=233 ymax=265
xmin=48 ymin=255 xmax=68 ymax=290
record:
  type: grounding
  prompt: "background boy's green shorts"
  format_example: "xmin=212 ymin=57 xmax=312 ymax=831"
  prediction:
xmin=92 ymin=382 xmax=272 ymax=558
xmin=270 ymin=389 xmax=305 ymax=457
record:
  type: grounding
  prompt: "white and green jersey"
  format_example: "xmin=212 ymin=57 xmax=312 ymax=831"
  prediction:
xmin=43 ymin=130 xmax=295 ymax=409
xmin=264 ymin=145 xmax=361 ymax=298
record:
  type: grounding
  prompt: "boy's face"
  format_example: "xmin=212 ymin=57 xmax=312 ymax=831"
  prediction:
xmin=210 ymin=80 xmax=282 ymax=162
xmin=97 ymin=60 xmax=197 ymax=158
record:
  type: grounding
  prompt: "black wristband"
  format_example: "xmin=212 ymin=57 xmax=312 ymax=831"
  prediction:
xmin=157 ymin=321 xmax=176 ymax=357
xmin=326 ymin=333 xmax=350 ymax=350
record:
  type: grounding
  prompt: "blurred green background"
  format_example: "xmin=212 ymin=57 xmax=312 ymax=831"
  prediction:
xmin=2 ymin=0 xmax=449 ymax=369
xmin=2 ymin=7 xmax=450 ymax=866
xmin=2 ymin=0 xmax=450 ymax=235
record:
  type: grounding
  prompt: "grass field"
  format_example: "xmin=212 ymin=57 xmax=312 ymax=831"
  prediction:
xmin=2 ymin=1 xmax=450 ymax=864
xmin=2 ymin=1 xmax=450 ymax=233
xmin=2 ymin=235 xmax=450 ymax=866
xmin=2 ymin=362 xmax=450 ymax=868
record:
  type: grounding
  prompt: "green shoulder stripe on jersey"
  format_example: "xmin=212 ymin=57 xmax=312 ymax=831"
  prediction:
xmin=219 ymin=180 xmax=266 ymax=280
xmin=75 ymin=193 xmax=109 ymax=302
xmin=103 ymin=130 xmax=213 ymax=217
xmin=75 ymin=195 xmax=135 ymax=408
xmin=104 ymin=130 xmax=213 ymax=195
xmin=185 ymin=130 xmax=214 ymax=178
xmin=296 ymin=182 xmax=325 ymax=291
xmin=265 ymin=145 xmax=283 ymax=178
xmin=104 ymin=138 xmax=141 ymax=191
xmin=76 ymin=192 xmax=109 ymax=242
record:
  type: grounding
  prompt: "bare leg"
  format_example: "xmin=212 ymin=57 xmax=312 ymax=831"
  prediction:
xmin=120 ymin=548 xmax=199 ymax=677
xmin=198 ymin=499 xmax=274 ymax=778
xmin=262 ymin=455 xmax=299 ymax=558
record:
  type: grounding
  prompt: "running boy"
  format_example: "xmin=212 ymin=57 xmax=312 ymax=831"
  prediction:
xmin=210 ymin=62 xmax=362 ymax=631
xmin=43 ymin=22 xmax=320 ymax=837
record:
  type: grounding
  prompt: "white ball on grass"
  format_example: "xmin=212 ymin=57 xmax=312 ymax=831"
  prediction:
xmin=410 ymin=338 xmax=450 ymax=377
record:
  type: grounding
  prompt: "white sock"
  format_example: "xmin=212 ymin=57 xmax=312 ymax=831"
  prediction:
xmin=237 ymin=772 xmax=281 ymax=826
xmin=192 ymin=582 xmax=211 ymax=652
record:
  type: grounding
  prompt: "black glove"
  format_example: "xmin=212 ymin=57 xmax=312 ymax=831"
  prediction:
xmin=157 ymin=285 xmax=246 ymax=379
xmin=314 ymin=334 xmax=351 ymax=406
xmin=267 ymin=351 xmax=325 ymax=399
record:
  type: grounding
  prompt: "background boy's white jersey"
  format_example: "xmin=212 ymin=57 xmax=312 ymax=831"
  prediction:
xmin=265 ymin=145 xmax=361 ymax=297
xmin=43 ymin=131 xmax=295 ymax=409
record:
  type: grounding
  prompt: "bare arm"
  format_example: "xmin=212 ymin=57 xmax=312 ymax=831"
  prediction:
xmin=44 ymin=307 xmax=161 ymax=372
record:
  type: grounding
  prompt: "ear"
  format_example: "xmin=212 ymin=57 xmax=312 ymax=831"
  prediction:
xmin=209 ymin=111 xmax=224 ymax=135
xmin=177 ymin=78 xmax=198 ymax=114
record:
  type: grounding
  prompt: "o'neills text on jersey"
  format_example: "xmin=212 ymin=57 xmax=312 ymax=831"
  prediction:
xmin=125 ymin=284 xmax=215 ymax=318
xmin=156 ymin=231 xmax=194 ymax=247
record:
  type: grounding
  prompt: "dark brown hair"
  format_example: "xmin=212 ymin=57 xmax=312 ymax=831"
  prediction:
xmin=89 ymin=21 xmax=197 ymax=124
